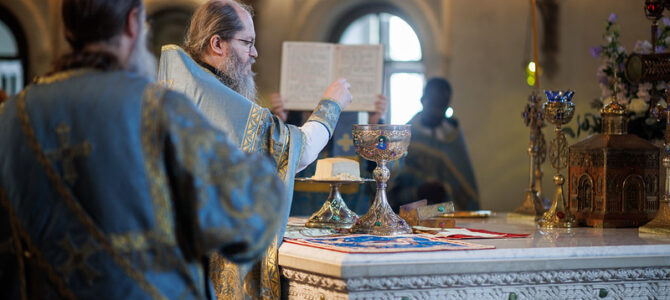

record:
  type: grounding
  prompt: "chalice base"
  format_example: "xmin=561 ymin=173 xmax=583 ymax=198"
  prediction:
xmin=305 ymin=184 xmax=358 ymax=230
xmin=639 ymin=200 xmax=670 ymax=235
xmin=538 ymin=182 xmax=577 ymax=228
xmin=350 ymin=188 xmax=412 ymax=235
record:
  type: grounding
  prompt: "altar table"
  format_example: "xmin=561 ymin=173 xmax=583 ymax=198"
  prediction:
xmin=278 ymin=214 xmax=670 ymax=299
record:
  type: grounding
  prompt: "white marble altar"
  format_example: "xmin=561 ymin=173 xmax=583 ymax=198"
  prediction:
xmin=279 ymin=214 xmax=670 ymax=299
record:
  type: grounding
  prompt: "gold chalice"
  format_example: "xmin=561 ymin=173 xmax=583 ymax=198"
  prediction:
xmin=350 ymin=124 xmax=412 ymax=235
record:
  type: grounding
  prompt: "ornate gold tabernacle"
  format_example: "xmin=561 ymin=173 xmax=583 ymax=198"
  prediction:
xmin=568 ymin=100 xmax=660 ymax=227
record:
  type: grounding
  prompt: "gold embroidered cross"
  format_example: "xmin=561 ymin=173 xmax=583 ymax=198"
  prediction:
xmin=46 ymin=123 xmax=92 ymax=185
xmin=336 ymin=133 xmax=354 ymax=152
xmin=56 ymin=234 xmax=100 ymax=285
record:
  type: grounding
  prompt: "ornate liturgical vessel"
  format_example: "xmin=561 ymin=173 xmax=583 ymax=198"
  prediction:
xmin=351 ymin=124 xmax=412 ymax=235
xmin=537 ymin=90 xmax=577 ymax=228
xmin=568 ymin=99 xmax=660 ymax=227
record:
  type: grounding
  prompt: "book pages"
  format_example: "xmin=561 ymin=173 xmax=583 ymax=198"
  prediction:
xmin=280 ymin=42 xmax=334 ymax=111
xmin=280 ymin=41 xmax=383 ymax=111
xmin=333 ymin=44 xmax=383 ymax=111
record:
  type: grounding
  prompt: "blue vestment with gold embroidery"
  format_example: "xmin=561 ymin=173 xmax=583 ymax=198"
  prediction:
xmin=157 ymin=45 xmax=342 ymax=299
xmin=0 ymin=69 xmax=286 ymax=299
xmin=388 ymin=113 xmax=480 ymax=211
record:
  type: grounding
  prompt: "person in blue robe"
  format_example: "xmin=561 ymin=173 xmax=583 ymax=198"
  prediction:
xmin=0 ymin=0 xmax=286 ymax=299
xmin=157 ymin=1 xmax=353 ymax=298
xmin=388 ymin=78 xmax=481 ymax=212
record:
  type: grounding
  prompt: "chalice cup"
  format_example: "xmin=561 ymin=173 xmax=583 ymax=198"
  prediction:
xmin=538 ymin=90 xmax=578 ymax=228
xmin=351 ymin=124 xmax=413 ymax=235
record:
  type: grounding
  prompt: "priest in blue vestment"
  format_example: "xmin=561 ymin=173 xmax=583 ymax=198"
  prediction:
xmin=0 ymin=0 xmax=286 ymax=299
xmin=157 ymin=1 xmax=352 ymax=298
xmin=388 ymin=78 xmax=481 ymax=212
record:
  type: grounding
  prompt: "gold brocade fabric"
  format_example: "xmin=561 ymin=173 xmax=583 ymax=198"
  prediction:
xmin=211 ymin=239 xmax=279 ymax=300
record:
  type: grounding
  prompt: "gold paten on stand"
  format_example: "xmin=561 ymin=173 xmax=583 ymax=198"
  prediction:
xmin=640 ymin=108 xmax=670 ymax=234
xmin=511 ymin=91 xmax=548 ymax=220
xmin=296 ymin=178 xmax=373 ymax=230
xmin=537 ymin=90 xmax=578 ymax=228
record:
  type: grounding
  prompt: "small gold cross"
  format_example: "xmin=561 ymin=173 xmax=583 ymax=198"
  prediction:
xmin=336 ymin=133 xmax=354 ymax=152
xmin=46 ymin=123 xmax=92 ymax=185
xmin=56 ymin=234 xmax=100 ymax=285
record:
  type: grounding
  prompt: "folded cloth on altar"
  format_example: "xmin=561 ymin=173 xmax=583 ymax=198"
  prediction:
xmin=283 ymin=234 xmax=494 ymax=253
xmin=413 ymin=226 xmax=530 ymax=239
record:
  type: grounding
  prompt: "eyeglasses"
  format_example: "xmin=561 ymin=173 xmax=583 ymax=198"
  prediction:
xmin=233 ymin=38 xmax=255 ymax=51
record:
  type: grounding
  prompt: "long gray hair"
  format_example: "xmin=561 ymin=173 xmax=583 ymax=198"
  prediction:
xmin=184 ymin=0 xmax=254 ymax=61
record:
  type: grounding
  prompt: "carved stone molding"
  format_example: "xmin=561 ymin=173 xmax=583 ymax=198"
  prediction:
xmin=283 ymin=266 xmax=670 ymax=300
xmin=282 ymin=266 xmax=670 ymax=291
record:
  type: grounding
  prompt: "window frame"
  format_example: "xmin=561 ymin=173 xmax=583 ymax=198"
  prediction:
xmin=329 ymin=3 xmax=425 ymax=124
xmin=0 ymin=4 xmax=28 ymax=96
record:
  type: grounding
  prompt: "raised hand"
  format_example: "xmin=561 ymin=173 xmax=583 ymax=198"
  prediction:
xmin=323 ymin=78 xmax=352 ymax=110
xmin=369 ymin=94 xmax=388 ymax=124
xmin=270 ymin=93 xmax=288 ymax=122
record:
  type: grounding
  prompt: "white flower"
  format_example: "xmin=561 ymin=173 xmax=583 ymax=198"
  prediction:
xmin=629 ymin=98 xmax=648 ymax=115
xmin=637 ymin=82 xmax=653 ymax=103
xmin=634 ymin=40 xmax=653 ymax=54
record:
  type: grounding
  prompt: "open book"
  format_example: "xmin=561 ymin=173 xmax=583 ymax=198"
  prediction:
xmin=280 ymin=42 xmax=383 ymax=111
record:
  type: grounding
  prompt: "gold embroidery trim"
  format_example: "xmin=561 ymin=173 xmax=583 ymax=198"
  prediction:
xmin=16 ymin=90 xmax=167 ymax=300
xmin=261 ymin=238 xmax=280 ymax=300
xmin=34 ymin=69 xmax=97 ymax=85
xmin=140 ymin=84 xmax=204 ymax=298
xmin=140 ymin=84 xmax=175 ymax=239
xmin=410 ymin=142 xmax=479 ymax=201
xmin=241 ymin=104 xmax=263 ymax=153
xmin=0 ymin=184 xmax=77 ymax=300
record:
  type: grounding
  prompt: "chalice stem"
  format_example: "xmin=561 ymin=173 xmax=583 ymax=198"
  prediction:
xmin=371 ymin=161 xmax=393 ymax=213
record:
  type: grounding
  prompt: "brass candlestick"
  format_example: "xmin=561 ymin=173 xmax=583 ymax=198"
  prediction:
xmin=640 ymin=100 xmax=670 ymax=234
xmin=513 ymin=90 xmax=548 ymax=219
xmin=350 ymin=124 xmax=412 ymax=235
xmin=538 ymin=90 xmax=577 ymax=228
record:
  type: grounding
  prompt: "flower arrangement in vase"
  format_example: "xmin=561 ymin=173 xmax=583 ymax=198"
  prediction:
xmin=566 ymin=13 xmax=669 ymax=141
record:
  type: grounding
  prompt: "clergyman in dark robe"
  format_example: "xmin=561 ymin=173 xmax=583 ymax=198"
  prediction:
xmin=389 ymin=78 xmax=480 ymax=212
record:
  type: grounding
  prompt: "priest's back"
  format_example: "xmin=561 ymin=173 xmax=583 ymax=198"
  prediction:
xmin=0 ymin=69 xmax=286 ymax=299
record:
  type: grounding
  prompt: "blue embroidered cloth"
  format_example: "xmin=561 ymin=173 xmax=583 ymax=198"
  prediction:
xmin=284 ymin=234 xmax=494 ymax=253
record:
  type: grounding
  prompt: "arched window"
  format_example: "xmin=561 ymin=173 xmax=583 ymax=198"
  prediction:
xmin=577 ymin=174 xmax=593 ymax=212
xmin=0 ymin=6 xmax=27 ymax=96
xmin=333 ymin=10 xmax=425 ymax=124
xmin=623 ymin=175 xmax=645 ymax=212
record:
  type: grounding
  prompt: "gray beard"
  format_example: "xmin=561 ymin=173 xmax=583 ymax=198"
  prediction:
xmin=216 ymin=52 xmax=257 ymax=101
xmin=127 ymin=24 xmax=157 ymax=81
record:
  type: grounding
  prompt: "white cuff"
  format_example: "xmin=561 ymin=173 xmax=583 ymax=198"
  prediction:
xmin=297 ymin=121 xmax=329 ymax=172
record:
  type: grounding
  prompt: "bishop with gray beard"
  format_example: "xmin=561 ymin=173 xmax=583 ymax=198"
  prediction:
xmin=157 ymin=0 xmax=353 ymax=299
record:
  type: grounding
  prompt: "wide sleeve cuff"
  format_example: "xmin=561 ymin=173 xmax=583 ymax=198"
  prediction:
xmin=306 ymin=98 xmax=342 ymax=139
